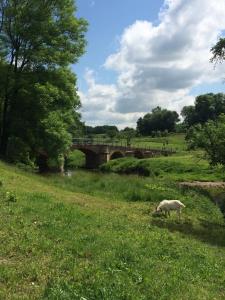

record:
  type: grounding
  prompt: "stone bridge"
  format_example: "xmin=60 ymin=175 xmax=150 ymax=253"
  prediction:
xmin=72 ymin=139 xmax=174 ymax=169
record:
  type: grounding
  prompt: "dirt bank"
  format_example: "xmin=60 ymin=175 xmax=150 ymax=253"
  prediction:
xmin=180 ymin=181 xmax=225 ymax=189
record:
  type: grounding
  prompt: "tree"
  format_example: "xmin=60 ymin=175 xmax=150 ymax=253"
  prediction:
xmin=181 ymin=93 xmax=225 ymax=128
xmin=186 ymin=114 xmax=225 ymax=166
xmin=137 ymin=107 xmax=179 ymax=136
xmin=211 ymin=37 xmax=225 ymax=64
xmin=120 ymin=127 xmax=136 ymax=146
xmin=0 ymin=0 xmax=87 ymax=170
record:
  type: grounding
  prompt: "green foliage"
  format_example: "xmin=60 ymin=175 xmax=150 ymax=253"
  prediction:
xmin=99 ymin=154 xmax=224 ymax=182
xmin=41 ymin=111 xmax=72 ymax=157
xmin=186 ymin=114 xmax=225 ymax=166
xmin=0 ymin=0 xmax=87 ymax=67
xmin=100 ymin=157 xmax=154 ymax=176
xmin=119 ymin=127 xmax=136 ymax=146
xmin=6 ymin=136 xmax=32 ymax=164
xmin=85 ymin=125 xmax=119 ymax=135
xmin=65 ymin=150 xmax=85 ymax=169
xmin=0 ymin=0 xmax=87 ymax=171
xmin=137 ymin=106 xmax=179 ymax=136
xmin=175 ymin=122 xmax=186 ymax=133
xmin=211 ymin=37 xmax=225 ymax=64
xmin=182 ymin=93 xmax=225 ymax=127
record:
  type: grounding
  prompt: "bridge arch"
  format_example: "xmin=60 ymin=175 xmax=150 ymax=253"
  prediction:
xmin=134 ymin=150 xmax=144 ymax=159
xmin=73 ymin=147 xmax=99 ymax=169
xmin=110 ymin=151 xmax=124 ymax=160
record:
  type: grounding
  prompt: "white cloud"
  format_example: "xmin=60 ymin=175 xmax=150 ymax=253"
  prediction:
xmin=79 ymin=69 xmax=117 ymax=112
xmin=79 ymin=69 xmax=142 ymax=128
xmin=79 ymin=0 xmax=225 ymax=128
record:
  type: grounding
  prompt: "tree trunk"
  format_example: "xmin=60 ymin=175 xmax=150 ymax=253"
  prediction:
xmin=36 ymin=153 xmax=49 ymax=173
xmin=0 ymin=94 xmax=9 ymax=156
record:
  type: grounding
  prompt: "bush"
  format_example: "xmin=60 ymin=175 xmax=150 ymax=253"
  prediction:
xmin=6 ymin=136 xmax=36 ymax=171
xmin=100 ymin=158 xmax=155 ymax=177
xmin=16 ymin=162 xmax=37 ymax=173
xmin=65 ymin=150 xmax=85 ymax=170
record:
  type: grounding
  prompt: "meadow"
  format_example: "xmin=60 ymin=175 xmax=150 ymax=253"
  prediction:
xmin=91 ymin=133 xmax=186 ymax=152
xmin=0 ymin=134 xmax=225 ymax=299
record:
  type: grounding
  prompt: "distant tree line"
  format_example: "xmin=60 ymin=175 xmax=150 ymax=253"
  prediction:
xmin=84 ymin=92 xmax=225 ymax=139
xmin=86 ymin=125 xmax=119 ymax=135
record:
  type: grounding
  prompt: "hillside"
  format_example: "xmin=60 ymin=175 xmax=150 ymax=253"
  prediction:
xmin=0 ymin=161 xmax=225 ymax=299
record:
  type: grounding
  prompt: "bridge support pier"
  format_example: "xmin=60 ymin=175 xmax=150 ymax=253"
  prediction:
xmin=98 ymin=152 xmax=110 ymax=166
xmin=85 ymin=151 xmax=110 ymax=169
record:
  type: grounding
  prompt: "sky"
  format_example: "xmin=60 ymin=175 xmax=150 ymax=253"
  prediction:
xmin=74 ymin=0 xmax=225 ymax=129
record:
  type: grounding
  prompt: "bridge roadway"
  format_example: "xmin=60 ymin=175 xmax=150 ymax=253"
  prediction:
xmin=72 ymin=139 xmax=174 ymax=169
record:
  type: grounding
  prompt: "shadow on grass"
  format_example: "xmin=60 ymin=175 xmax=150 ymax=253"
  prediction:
xmin=151 ymin=218 xmax=225 ymax=247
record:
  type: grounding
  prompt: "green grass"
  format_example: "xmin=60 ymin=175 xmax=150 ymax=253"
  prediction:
xmin=99 ymin=154 xmax=225 ymax=182
xmin=0 ymin=160 xmax=225 ymax=299
xmin=92 ymin=133 xmax=186 ymax=152
xmin=131 ymin=133 xmax=186 ymax=151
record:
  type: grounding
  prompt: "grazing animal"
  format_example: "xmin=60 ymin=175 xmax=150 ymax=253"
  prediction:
xmin=154 ymin=200 xmax=185 ymax=219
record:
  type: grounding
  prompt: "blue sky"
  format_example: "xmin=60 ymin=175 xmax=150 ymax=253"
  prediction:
xmin=75 ymin=0 xmax=164 ymax=88
xmin=74 ymin=0 xmax=225 ymax=128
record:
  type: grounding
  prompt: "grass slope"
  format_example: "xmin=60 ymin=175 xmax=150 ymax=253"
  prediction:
xmin=0 ymin=161 xmax=225 ymax=299
xmin=100 ymin=154 xmax=225 ymax=181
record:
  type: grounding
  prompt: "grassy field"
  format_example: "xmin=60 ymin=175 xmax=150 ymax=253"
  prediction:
xmin=91 ymin=133 xmax=187 ymax=152
xmin=131 ymin=133 xmax=186 ymax=151
xmin=0 ymin=158 xmax=225 ymax=299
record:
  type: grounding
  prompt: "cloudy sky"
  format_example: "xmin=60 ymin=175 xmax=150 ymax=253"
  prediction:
xmin=75 ymin=0 xmax=225 ymax=129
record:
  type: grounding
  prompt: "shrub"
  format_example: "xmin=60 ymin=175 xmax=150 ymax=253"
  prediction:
xmin=6 ymin=136 xmax=33 ymax=166
xmin=100 ymin=158 xmax=155 ymax=177
xmin=16 ymin=162 xmax=37 ymax=173
xmin=65 ymin=150 xmax=85 ymax=170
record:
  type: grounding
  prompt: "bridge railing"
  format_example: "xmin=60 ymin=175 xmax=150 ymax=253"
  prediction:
xmin=72 ymin=138 xmax=176 ymax=154
xmin=73 ymin=137 xmax=129 ymax=147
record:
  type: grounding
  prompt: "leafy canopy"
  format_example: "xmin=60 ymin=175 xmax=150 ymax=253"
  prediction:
xmin=137 ymin=107 xmax=179 ymax=136
xmin=181 ymin=93 xmax=225 ymax=128
xmin=186 ymin=114 xmax=225 ymax=166
xmin=0 ymin=0 xmax=87 ymax=169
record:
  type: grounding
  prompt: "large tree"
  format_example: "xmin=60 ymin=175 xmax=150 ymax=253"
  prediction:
xmin=0 ymin=0 xmax=87 ymax=169
xmin=137 ymin=107 xmax=179 ymax=136
xmin=181 ymin=93 xmax=225 ymax=128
